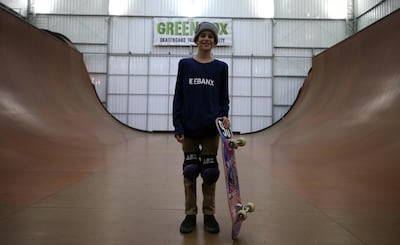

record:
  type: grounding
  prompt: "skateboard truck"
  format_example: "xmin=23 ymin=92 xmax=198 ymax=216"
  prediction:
xmin=228 ymin=138 xmax=246 ymax=149
xmin=236 ymin=202 xmax=255 ymax=220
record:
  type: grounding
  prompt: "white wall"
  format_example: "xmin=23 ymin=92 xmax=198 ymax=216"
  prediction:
xmin=0 ymin=0 xmax=28 ymax=16
xmin=356 ymin=0 xmax=400 ymax=31
xmin=104 ymin=17 xmax=275 ymax=133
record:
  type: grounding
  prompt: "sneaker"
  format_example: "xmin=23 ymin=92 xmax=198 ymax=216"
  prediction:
xmin=204 ymin=215 xmax=220 ymax=233
xmin=180 ymin=215 xmax=196 ymax=233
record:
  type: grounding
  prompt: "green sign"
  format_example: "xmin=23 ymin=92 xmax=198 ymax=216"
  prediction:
xmin=153 ymin=18 xmax=232 ymax=46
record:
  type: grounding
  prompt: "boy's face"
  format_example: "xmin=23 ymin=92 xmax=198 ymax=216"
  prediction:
xmin=195 ymin=30 xmax=215 ymax=50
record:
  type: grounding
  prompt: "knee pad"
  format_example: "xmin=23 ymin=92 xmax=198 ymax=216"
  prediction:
xmin=201 ymin=155 xmax=220 ymax=184
xmin=183 ymin=152 xmax=201 ymax=180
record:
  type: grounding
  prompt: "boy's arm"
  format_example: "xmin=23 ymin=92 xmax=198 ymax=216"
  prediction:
xmin=219 ymin=63 xmax=230 ymax=117
xmin=173 ymin=60 xmax=184 ymax=136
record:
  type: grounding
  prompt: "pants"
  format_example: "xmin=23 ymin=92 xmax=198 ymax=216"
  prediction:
xmin=182 ymin=134 xmax=219 ymax=215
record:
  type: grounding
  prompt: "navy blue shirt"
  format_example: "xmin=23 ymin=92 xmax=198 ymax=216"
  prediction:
xmin=173 ymin=57 xmax=229 ymax=138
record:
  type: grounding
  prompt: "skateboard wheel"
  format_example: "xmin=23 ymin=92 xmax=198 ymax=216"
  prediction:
xmin=228 ymin=140 xmax=237 ymax=149
xmin=237 ymin=138 xmax=246 ymax=147
xmin=238 ymin=210 xmax=247 ymax=220
xmin=245 ymin=202 xmax=255 ymax=212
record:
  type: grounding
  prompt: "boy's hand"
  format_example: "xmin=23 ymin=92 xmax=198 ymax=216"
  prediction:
xmin=221 ymin=116 xmax=231 ymax=129
xmin=175 ymin=134 xmax=184 ymax=143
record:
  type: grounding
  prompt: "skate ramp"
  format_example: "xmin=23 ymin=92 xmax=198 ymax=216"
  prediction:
xmin=249 ymin=9 xmax=400 ymax=209
xmin=0 ymin=7 xmax=145 ymax=205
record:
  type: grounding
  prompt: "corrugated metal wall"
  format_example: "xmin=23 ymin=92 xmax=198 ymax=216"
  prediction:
xmin=1 ymin=0 xmax=28 ymax=16
xmin=274 ymin=20 xmax=346 ymax=48
xmin=356 ymin=0 xmax=400 ymax=30
xmin=32 ymin=0 xmax=108 ymax=15
xmin=275 ymin=0 xmax=348 ymax=19
xmin=34 ymin=15 xmax=108 ymax=43
xmin=273 ymin=0 xmax=348 ymax=123
xmin=106 ymin=0 xmax=274 ymax=18
xmin=104 ymin=16 xmax=274 ymax=133
xmin=5 ymin=0 xmax=394 ymax=133
xmin=356 ymin=0 xmax=383 ymax=16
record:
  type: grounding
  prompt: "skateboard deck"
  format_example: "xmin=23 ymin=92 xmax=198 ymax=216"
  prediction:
xmin=215 ymin=117 xmax=254 ymax=240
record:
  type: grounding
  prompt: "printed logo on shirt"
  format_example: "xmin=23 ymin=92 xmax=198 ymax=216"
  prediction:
xmin=188 ymin=78 xmax=215 ymax=87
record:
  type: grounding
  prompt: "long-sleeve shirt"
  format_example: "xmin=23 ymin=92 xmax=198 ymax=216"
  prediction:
xmin=173 ymin=57 xmax=229 ymax=138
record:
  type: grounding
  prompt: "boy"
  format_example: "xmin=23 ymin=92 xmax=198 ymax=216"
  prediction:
xmin=173 ymin=22 xmax=230 ymax=234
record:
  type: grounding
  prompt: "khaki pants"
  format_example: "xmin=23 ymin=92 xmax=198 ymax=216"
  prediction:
xmin=182 ymin=135 xmax=219 ymax=215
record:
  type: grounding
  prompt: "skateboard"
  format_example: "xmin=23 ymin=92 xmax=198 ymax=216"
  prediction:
xmin=215 ymin=117 xmax=255 ymax=240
